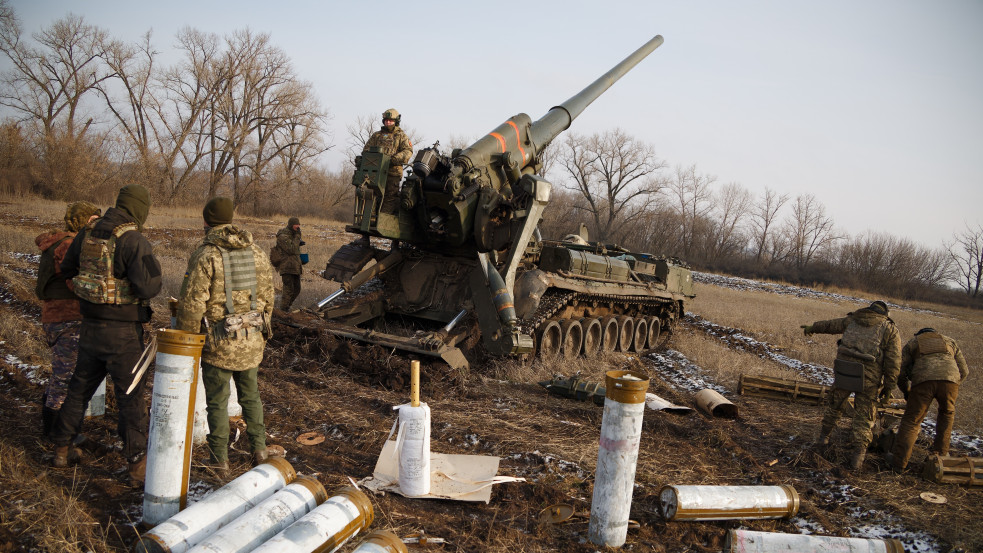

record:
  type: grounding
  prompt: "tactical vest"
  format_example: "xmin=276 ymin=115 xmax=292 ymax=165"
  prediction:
xmin=838 ymin=318 xmax=889 ymax=363
xmin=72 ymin=223 xmax=141 ymax=305
xmin=212 ymin=246 xmax=263 ymax=341
xmin=833 ymin=316 xmax=890 ymax=392
xmin=36 ymin=236 xmax=76 ymax=301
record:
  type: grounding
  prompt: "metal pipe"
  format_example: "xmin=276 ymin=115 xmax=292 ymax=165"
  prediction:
xmin=659 ymin=485 xmax=799 ymax=521
xmin=136 ymin=458 xmax=297 ymax=553
xmin=589 ymin=370 xmax=650 ymax=548
xmin=725 ymin=529 xmax=905 ymax=553
xmin=186 ymin=476 xmax=328 ymax=553
xmin=442 ymin=309 xmax=468 ymax=333
xmin=250 ymin=487 xmax=375 ymax=553
xmin=143 ymin=329 xmax=206 ymax=526
xmin=317 ymin=288 xmax=347 ymax=310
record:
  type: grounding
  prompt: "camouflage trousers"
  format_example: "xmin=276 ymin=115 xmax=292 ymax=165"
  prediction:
xmin=891 ymin=380 xmax=959 ymax=468
xmin=42 ymin=320 xmax=81 ymax=409
xmin=201 ymin=362 xmax=266 ymax=463
xmin=380 ymin=172 xmax=402 ymax=215
xmin=821 ymin=385 xmax=879 ymax=450
xmin=279 ymin=273 xmax=301 ymax=311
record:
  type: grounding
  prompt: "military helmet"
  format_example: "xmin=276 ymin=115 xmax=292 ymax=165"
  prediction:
xmin=382 ymin=108 xmax=401 ymax=126
xmin=915 ymin=327 xmax=937 ymax=336
xmin=869 ymin=300 xmax=889 ymax=315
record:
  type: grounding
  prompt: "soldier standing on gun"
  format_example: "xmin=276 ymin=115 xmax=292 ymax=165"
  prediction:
xmin=801 ymin=300 xmax=901 ymax=472
xmin=177 ymin=197 xmax=277 ymax=478
xmin=50 ymin=185 xmax=162 ymax=487
xmin=364 ymin=108 xmax=413 ymax=216
xmin=888 ymin=328 xmax=970 ymax=472
xmin=35 ymin=201 xmax=101 ymax=437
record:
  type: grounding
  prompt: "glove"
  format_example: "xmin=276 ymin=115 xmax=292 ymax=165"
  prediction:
xmin=878 ymin=390 xmax=892 ymax=407
xmin=800 ymin=325 xmax=814 ymax=336
xmin=299 ymin=240 xmax=306 ymax=246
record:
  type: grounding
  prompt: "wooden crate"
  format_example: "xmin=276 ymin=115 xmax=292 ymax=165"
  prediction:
xmin=737 ymin=374 xmax=830 ymax=405
xmin=921 ymin=455 xmax=983 ymax=486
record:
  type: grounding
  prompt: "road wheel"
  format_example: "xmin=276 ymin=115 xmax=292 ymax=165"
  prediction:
xmin=615 ymin=315 xmax=634 ymax=352
xmin=559 ymin=319 xmax=583 ymax=360
xmin=581 ymin=318 xmax=602 ymax=357
xmin=537 ymin=319 xmax=563 ymax=360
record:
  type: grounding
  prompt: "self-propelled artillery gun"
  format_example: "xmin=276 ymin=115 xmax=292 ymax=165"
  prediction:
xmin=317 ymin=34 xmax=694 ymax=370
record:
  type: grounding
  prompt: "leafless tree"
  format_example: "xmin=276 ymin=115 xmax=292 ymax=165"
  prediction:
xmin=946 ymin=223 xmax=983 ymax=297
xmin=702 ymin=181 xmax=751 ymax=262
xmin=665 ymin=163 xmax=715 ymax=259
xmin=556 ymin=128 xmax=666 ymax=243
xmin=749 ymin=187 xmax=789 ymax=264
xmin=779 ymin=194 xmax=842 ymax=270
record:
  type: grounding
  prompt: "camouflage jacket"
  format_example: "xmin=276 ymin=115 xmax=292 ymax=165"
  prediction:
xmin=177 ymin=224 xmax=274 ymax=371
xmin=811 ymin=307 xmax=902 ymax=390
xmin=275 ymin=226 xmax=302 ymax=276
xmin=898 ymin=332 xmax=969 ymax=389
xmin=35 ymin=230 xmax=81 ymax=323
xmin=364 ymin=126 xmax=413 ymax=175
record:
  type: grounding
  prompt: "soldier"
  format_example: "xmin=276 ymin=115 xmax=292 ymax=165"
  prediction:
xmin=275 ymin=216 xmax=303 ymax=311
xmin=888 ymin=328 xmax=970 ymax=472
xmin=364 ymin=108 xmax=413 ymax=215
xmin=50 ymin=184 xmax=162 ymax=487
xmin=801 ymin=300 xmax=901 ymax=471
xmin=35 ymin=201 xmax=101 ymax=437
xmin=176 ymin=197 xmax=277 ymax=478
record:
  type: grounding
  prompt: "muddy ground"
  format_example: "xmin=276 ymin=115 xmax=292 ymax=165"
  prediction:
xmin=1 ymin=214 xmax=981 ymax=552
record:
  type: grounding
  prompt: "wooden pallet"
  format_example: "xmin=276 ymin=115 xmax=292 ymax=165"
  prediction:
xmin=737 ymin=374 xmax=830 ymax=405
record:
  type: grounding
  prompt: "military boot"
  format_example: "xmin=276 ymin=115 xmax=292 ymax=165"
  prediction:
xmin=127 ymin=456 xmax=147 ymax=488
xmin=52 ymin=445 xmax=80 ymax=468
xmin=815 ymin=425 xmax=834 ymax=447
xmin=41 ymin=406 xmax=58 ymax=438
xmin=846 ymin=448 xmax=866 ymax=472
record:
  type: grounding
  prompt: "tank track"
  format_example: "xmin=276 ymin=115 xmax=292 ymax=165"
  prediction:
xmin=518 ymin=289 xmax=678 ymax=337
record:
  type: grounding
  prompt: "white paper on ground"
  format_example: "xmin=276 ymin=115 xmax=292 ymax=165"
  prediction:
xmin=358 ymin=440 xmax=524 ymax=503
xmin=645 ymin=392 xmax=694 ymax=415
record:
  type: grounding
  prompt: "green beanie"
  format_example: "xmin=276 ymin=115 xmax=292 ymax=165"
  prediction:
xmin=115 ymin=184 xmax=151 ymax=227
xmin=287 ymin=216 xmax=300 ymax=227
xmin=64 ymin=201 xmax=101 ymax=232
xmin=203 ymin=197 xmax=235 ymax=226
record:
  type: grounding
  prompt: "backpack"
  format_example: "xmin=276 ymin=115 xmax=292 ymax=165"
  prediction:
xmin=269 ymin=244 xmax=286 ymax=268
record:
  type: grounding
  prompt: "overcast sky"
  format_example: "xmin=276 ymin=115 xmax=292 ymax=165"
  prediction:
xmin=7 ymin=0 xmax=982 ymax=250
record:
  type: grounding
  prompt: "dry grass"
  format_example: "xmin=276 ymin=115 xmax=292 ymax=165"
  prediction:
xmin=685 ymin=282 xmax=983 ymax=434
xmin=0 ymin=439 xmax=127 ymax=553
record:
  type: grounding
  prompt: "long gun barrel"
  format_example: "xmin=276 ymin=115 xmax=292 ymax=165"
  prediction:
xmin=455 ymin=34 xmax=664 ymax=175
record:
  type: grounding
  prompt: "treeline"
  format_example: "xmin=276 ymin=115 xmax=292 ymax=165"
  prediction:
xmin=537 ymin=130 xmax=983 ymax=307
xmin=0 ymin=4 xmax=352 ymax=221
xmin=1 ymin=4 xmax=980 ymax=306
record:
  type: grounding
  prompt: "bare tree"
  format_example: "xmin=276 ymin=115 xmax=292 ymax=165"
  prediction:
xmin=703 ymin=181 xmax=751 ymax=262
xmin=946 ymin=223 xmax=983 ymax=297
xmin=779 ymin=194 xmax=842 ymax=270
xmin=556 ymin=128 xmax=666 ymax=243
xmin=665 ymin=163 xmax=715 ymax=259
xmin=749 ymin=187 xmax=789 ymax=264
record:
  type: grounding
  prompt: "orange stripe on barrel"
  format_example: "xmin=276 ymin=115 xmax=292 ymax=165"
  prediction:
xmin=506 ymin=121 xmax=527 ymax=163
xmin=489 ymin=132 xmax=507 ymax=152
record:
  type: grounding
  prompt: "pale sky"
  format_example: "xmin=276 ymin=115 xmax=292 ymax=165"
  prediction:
xmin=7 ymin=0 xmax=983 ymax=250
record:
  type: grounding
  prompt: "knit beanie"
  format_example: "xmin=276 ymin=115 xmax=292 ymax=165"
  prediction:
xmin=288 ymin=216 xmax=300 ymax=227
xmin=203 ymin=197 xmax=235 ymax=226
xmin=115 ymin=184 xmax=151 ymax=227
xmin=64 ymin=201 xmax=101 ymax=232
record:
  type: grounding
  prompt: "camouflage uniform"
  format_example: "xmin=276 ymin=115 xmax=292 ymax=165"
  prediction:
xmin=809 ymin=303 xmax=901 ymax=464
xmin=364 ymin=125 xmax=413 ymax=214
xmin=177 ymin=223 xmax=274 ymax=464
xmin=890 ymin=330 xmax=969 ymax=469
xmin=275 ymin=221 xmax=302 ymax=310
